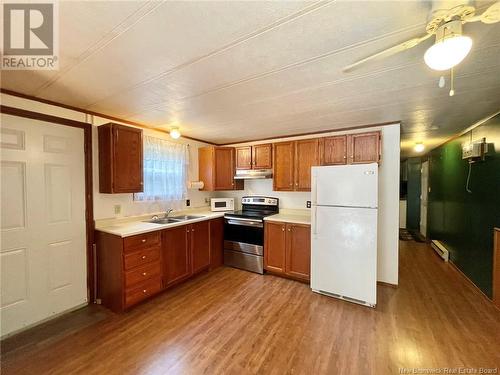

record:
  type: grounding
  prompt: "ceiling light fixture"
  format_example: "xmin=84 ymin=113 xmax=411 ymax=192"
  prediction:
xmin=170 ymin=127 xmax=181 ymax=139
xmin=424 ymin=20 xmax=472 ymax=71
xmin=414 ymin=142 xmax=425 ymax=153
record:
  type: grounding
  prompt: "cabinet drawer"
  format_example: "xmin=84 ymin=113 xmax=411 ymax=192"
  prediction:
xmin=125 ymin=277 xmax=162 ymax=308
xmin=124 ymin=262 xmax=161 ymax=288
xmin=123 ymin=246 xmax=160 ymax=270
xmin=123 ymin=232 xmax=160 ymax=252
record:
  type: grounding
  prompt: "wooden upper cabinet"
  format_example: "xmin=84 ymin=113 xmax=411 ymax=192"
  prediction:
xmin=253 ymin=144 xmax=272 ymax=169
xmin=235 ymin=146 xmax=252 ymax=170
xmin=273 ymin=141 xmax=295 ymax=191
xmin=321 ymin=135 xmax=347 ymax=165
xmin=198 ymin=146 xmax=243 ymax=191
xmin=264 ymin=222 xmax=286 ymax=274
xmin=235 ymin=143 xmax=272 ymax=170
xmin=349 ymin=131 xmax=381 ymax=164
xmin=285 ymin=224 xmax=311 ymax=281
xmin=273 ymin=139 xmax=318 ymax=192
xmin=295 ymin=139 xmax=319 ymax=191
xmin=214 ymin=147 xmax=235 ymax=190
xmin=98 ymin=123 xmax=143 ymax=193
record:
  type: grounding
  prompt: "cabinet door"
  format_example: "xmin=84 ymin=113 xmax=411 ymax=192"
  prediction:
xmin=349 ymin=132 xmax=380 ymax=164
xmin=322 ymin=135 xmax=347 ymax=165
xmin=264 ymin=222 xmax=286 ymax=274
xmin=253 ymin=144 xmax=272 ymax=169
xmin=209 ymin=218 xmax=224 ymax=269
xmin=162 ymin=225 xmax=191 ymax=287
xmin=295 ymin=139 xmax=319 ymax=191
xmin=214 ymin=147 xmax=236 ymax=190
xmin=273 ymin=142 xmax=295 ymax=191
xmin=191 ymin=220 xmax=210 ymax=274
xmin=236 ymin=146 xmax=252 ymax=170
xmin=285 ymin=224 xmax=311 ymax=281
xmin=113 ymin=125 xmax=143 ymax=193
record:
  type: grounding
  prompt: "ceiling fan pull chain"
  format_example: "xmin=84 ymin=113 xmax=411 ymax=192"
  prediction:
xmin=449 ymin=67 xmax=455 ymax=97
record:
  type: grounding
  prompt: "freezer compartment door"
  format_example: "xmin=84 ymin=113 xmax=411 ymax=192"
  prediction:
xmin=311 ymin=206 xmax=377 ymax=306
xmin=311 ymin=164 xmax=378 ymax=208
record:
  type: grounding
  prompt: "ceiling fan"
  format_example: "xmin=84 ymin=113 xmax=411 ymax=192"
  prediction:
xmin=343 ymin=0 xmax=500 ymax=72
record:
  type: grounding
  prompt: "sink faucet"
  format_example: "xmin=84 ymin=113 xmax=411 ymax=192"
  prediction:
xmin=164 ymin=208 xmax=174 ymax=218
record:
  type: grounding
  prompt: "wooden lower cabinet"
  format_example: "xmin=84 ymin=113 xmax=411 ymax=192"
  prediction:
xmin=162 ymin=225 xmax=191 ymax=287
xmin=191 ymin=221 xmax=210 ymax=274
xmin=264 ymin=221 xmax=311 ymax=282
xmin=96 ymin=230 xmax=162 ymax=312
xmin=97 ymin=218 xmax=218 ymax=313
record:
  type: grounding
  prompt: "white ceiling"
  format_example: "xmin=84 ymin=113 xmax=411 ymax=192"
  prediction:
xmin=2 ymin=1 xmax=500 ymax=156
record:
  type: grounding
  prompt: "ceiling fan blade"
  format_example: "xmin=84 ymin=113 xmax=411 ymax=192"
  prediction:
xmin=343 ymin=33 xmax=432 ymax=72
xmin=464 ymin=1 xmax=500 ymax=24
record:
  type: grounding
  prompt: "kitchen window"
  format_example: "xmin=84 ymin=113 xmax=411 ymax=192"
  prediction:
xmin=134 ymin=135 xmax=188 ymax=202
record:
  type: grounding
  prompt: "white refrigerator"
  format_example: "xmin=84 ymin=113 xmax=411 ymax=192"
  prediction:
xmin=311 ymin=163 xmax=378 ymax=307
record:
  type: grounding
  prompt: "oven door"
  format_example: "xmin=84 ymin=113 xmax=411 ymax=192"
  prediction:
xmin=224 ymin=218 xmax=263 ymax=251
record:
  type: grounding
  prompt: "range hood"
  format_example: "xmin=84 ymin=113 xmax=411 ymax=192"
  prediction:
xmin=234 ymin=169 xmax=273 ymax=180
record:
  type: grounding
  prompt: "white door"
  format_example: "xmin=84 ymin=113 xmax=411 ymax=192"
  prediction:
xmin=420 ymin=161 xmax=429 ymax=238
xmin=311 ymin=205 xmax=377 ymax=306
xmin=311 ymin=164 xmax=378 ymax=208
xmin=1 ymin=114 xmax=87 ymax=337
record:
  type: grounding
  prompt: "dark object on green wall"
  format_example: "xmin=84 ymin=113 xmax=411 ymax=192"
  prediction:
xmin=428 ymin=115 xmax=500 ymax=298
xmin=406 ymin=158 xmax=422 ymax=231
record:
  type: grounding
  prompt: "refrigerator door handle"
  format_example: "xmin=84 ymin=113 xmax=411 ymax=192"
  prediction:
xmin=312 ymin=173 xmax=317 ymax=205
xmin=313 ymin=206 xmax=318 ymax=235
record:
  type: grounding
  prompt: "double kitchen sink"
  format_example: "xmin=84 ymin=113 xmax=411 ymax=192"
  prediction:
xmin=145 ymin=215 xmax=204 ymax=225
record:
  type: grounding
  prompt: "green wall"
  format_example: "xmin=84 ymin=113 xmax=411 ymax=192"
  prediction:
xmin=406 ymin=158 xmax=422 ymax=231
xmin=428 ymin=114 xmax=500 ymax=297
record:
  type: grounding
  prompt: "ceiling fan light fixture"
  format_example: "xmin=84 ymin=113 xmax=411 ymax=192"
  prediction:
xmin=170 ymin=127 xmax=181 ymax=139
xmin=424 ymin=20 xmax=472 ymax=71
xmin=424 ymin=35 xmax=472 ymax=71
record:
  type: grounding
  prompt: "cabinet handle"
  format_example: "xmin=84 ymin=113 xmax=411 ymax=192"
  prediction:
xmin=141 ymin=239 xmax=146 ymax=243
xmin=282 ymin=227 xmax=285 ymax=231
xmin=187 ymin=229 xmax=190 ymax=233
xmin=288 ymin=228 xmax=291 ymax=232
xmin=141 ymin=255 xmax=146 ymax=260
xmin=192 ymin=229 xmax=195 ymax=232
xmin=143 ymin=289 xmax=147 ymax=294
xmin=142 ymin=272 xmax=147 ymax=276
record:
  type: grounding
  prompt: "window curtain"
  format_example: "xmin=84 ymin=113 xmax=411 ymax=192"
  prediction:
xmin=134 ymin=135 xmax=189 ymax=202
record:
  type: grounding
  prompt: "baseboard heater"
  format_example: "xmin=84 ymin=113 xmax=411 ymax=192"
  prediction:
xmin=431 ymin=240 xmax=449 ymax=261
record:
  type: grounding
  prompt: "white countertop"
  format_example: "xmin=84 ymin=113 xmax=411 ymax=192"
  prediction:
xmin=95 ymin=210 xmax=225 ymax=238
xmin=264 ymin=210 xmax=311 ymax=225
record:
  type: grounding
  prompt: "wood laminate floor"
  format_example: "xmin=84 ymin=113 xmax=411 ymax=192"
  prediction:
xmin=1 ymin=240 xmax=499 ymax=374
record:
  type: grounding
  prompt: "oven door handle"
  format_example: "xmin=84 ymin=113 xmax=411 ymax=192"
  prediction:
xmin=226 ymin=219 xmax=263 ymax=228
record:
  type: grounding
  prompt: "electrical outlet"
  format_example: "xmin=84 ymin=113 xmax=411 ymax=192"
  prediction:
xmin=306 ymin=201 xmax=311 ymax=208
xmin=205 ymin=197 xmax=210 ymax=204
xmin=114 ymin=204 xmax=121 ymax=215
xmin=186 ymin=199 xmax=191 ymax=207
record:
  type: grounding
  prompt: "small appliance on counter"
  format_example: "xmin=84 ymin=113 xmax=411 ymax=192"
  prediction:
xmin=210 ymin=198 xmax=234 ymax=212
xmin=223 ymin=196 xmax=279 ymax=274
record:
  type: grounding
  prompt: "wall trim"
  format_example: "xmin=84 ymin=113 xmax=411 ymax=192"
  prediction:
xmin=377 ymin=281 xmax=398 ymax=288
xmin=448 ymin=260 xmax=499 ymax=311
xmin=0 ymin=104 xmax=96 ymax=303
xmin=0 ymin=89 xmax=216 ymax=145
xmin=218 ymin=120 xmax=401 ymax=146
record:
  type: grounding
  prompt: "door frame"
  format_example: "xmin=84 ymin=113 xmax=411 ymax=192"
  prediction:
xmin=0 ymin=105 xmax=95 ymax=303
xmin=420 ymin=160 xmax=429 ymax=238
